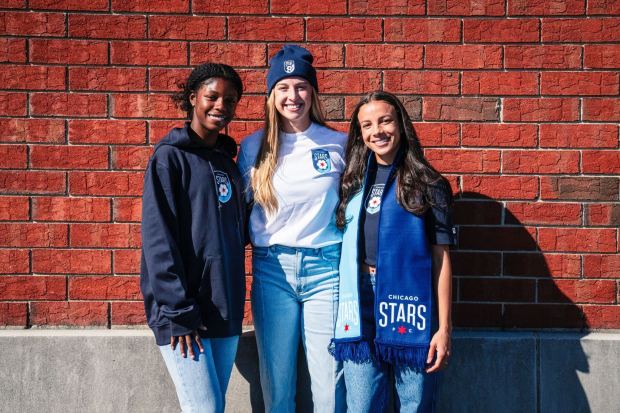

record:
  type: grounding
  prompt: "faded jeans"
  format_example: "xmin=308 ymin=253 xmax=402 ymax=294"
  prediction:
xmin=159 ymin=335 xmax=239 ymax=413
xmin=252 ymin=243 xmax=345 ymax=413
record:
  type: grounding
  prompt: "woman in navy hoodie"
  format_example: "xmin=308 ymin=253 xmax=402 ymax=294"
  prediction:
xmin=140 ymin=63 xmax=246 ymax=413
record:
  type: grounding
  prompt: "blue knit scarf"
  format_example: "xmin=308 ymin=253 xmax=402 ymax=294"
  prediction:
xmin=331 ymin=158 xmax=433 ymax=369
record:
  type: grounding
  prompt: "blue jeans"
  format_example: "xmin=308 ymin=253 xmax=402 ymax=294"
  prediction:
xmin=344 ymin=273 xmax=438 ymax=413
xmin=252 ymin=244 xmax=345 ymax=413
xmin=159 ymin=335 xmax=239 ymax=413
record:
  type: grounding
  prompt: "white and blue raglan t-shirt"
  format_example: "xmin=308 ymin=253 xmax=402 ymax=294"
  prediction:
xmin=237 ymin=122 xmax=347 ymax=248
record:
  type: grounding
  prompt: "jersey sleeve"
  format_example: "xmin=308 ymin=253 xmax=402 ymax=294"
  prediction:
xmin=425 ymin=183 xmax=457 ymax=246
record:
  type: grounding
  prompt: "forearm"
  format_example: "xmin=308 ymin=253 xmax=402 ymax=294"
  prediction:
xmin=432 ymin=245 xmax=453 ymax=333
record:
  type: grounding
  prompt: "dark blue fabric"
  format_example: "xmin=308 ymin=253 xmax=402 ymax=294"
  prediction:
xmin=372 ymin=157 xmax=432 ymax=368
xmin=267 ymin=44 xmax=318 ymax=94
xmin=425 ymin=189 xmax=457 ymax=246
xmin=361 ymin=163 xmax=391 ymax=266
xmin=140 ymin=123 xmax=247 ymax=345
xmin=361 ymin=165 xmax=456 ymax=265
xmin=332 ymin=152 xmax=455 ymax=369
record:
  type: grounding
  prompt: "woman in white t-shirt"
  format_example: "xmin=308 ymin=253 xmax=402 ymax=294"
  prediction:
xmin=237 ymin=45 xmax=346 ymax=413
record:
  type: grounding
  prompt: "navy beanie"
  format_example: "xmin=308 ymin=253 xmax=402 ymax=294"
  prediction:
xmin=266 ymin=45 xmax=318 ymax=95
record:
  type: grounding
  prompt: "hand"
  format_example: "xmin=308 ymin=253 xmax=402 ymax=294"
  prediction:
xmin=170 ymin=329 xmax=204 ymax=360
xmin=425 ymin=329 xmax=451 ymax=373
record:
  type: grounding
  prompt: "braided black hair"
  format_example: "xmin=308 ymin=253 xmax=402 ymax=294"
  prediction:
xmin=172 ymin=63 xmax=243 ymax=119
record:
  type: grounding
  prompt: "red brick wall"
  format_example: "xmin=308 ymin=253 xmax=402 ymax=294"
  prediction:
xmin=1 ymin=1 xmax=618 ymax=329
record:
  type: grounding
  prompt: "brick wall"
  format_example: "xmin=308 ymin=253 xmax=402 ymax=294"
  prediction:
xmin=0 ymin=1 xmax=618 ymax=330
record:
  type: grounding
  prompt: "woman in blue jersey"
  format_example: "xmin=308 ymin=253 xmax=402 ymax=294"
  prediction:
xmin=331 ymin=91 xmax=455 ymax=412
xmin=237 ymin=45 xmax=346 ymax=412
xmin=140 ymin=63 xmax=246 ymax=413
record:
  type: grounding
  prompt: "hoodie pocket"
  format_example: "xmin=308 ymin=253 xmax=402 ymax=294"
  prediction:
xmin=197 ymin=257 xmax=213 ymax=299
xmin=198 ymin=256 xmax=240 ymax=322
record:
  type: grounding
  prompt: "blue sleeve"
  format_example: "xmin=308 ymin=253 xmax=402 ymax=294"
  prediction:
xmin=236 ymin=143 xmax=254 ymax=204
xmin=425 ymin=183 xmax=457 ymax=246
xmin=141 ymin=159 xmax=201 ymax=336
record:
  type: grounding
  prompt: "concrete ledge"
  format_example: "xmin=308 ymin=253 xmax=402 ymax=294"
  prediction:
xmin=1 ymin=330 xmax=618 ymax=412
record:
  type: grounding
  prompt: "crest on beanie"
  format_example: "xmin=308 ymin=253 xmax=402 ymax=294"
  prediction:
xmin=284 ymin=60 xmax=295 ymax=74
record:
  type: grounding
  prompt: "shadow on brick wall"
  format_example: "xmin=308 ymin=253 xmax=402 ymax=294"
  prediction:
xmin=449 ymin=192 xmax=590 ymax=412
xmin=452 ymin=192 xmax=587 ymax=328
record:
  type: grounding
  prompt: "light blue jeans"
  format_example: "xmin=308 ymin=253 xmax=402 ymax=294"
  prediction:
xmin=344 ymin=273 xmax=438 ymax=413
xmin=345 ymin=360 xmax=439 ymax=413
xmin=159 ymin=335 xmax=239 ymax=413
xmin=252 ymin=243 xmax=345 ymax=413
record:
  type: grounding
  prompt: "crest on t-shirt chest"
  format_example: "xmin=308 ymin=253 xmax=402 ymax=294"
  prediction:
xmin=365 ymin=184 xmax=384 ymax=215
xmin=311 ymin=149 xmax=331 ymax=173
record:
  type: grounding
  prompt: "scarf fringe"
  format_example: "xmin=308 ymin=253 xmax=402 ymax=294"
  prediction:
xmin=375 ymin=343 xmax=428 ymax=370
xmin=329 ymin=340 xmax=374 ymax=363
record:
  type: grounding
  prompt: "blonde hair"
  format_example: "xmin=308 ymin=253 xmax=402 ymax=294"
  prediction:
xmin=250 ymin=88 xmax=328 ymax=215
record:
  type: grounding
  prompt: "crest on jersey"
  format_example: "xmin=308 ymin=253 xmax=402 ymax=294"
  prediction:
xmin=311 ymin=149 xmax=331 ymax=173
xmin=214 ymin=171 xmax=232 ymax=204
xmin=365 ymin=184 xmax=384 ymax=215
xmin=284 ymin=60 xmax=295 ymax=74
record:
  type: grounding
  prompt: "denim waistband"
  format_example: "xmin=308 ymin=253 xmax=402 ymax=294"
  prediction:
xmin=254 ymin=243 xmax=341 ymax=257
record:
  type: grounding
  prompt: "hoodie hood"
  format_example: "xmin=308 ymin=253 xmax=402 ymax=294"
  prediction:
xmin=156 ymin=123 xmax=238 ymax=158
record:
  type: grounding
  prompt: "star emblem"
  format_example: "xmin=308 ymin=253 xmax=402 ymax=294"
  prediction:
xmin=344 ymin=324 xmax=349 ymax=332
xmin=397 ymin=325 xmax=407 ymax=335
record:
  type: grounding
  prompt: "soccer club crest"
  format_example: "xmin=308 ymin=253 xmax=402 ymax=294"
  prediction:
xmin=283 ymin=60 xmax=295 ymax=74
xmin=311 ymin=149 xmax=331 ymax=173
xmin=213 ymin=171 xmax=232 ymax=204
xmin=365 ymin=184 xmax=384 ymax=215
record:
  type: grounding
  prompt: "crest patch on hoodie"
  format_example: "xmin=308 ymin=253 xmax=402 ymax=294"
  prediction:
xmin=311 ymin=149 xmax=331 ymax=173
xmin=214 ymin=171 xmax=232 ymax=203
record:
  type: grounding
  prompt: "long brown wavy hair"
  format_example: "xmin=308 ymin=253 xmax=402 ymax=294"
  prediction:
xmin=336 ymin=91 xmax=452 ymax=229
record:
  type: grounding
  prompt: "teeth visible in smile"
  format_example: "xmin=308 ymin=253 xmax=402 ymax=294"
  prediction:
xmin=208 ymin=113 xmax=226 ymax=120
xmin=372 ymin=138 xmax=391 ymax=147
xmin=285 ymin=104 xmax=302 ymax=109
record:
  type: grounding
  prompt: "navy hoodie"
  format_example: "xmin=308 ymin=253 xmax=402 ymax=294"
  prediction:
xmin=140 ymin=124 xmax=246 ymax=345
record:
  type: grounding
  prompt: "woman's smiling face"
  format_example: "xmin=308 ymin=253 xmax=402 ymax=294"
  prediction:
xmin=273 ymin=77 xmax=313 ymax=132
xmin=357 ymin=100 xmax=402 ymax=165
xmin=190 ymin=77 xmax=239 ymax=141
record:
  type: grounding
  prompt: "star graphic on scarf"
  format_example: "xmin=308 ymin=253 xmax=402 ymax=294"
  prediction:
xmin=344 ymin=324 xmax=349 ymax=332
xmin=397 ymin=325 xmax=407 ymax=335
